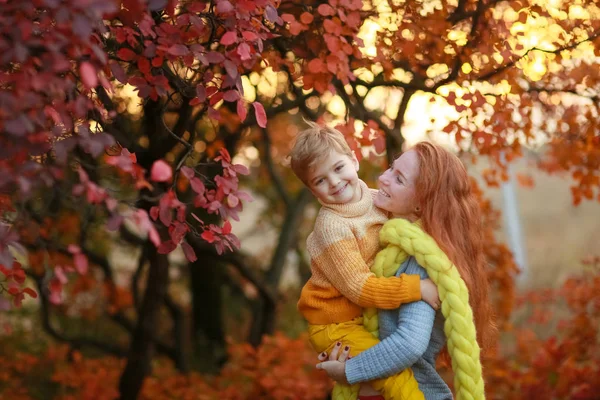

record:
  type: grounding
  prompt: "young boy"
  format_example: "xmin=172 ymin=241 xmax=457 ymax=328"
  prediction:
xmin=291 ymin=121 xmax=438 ymax=399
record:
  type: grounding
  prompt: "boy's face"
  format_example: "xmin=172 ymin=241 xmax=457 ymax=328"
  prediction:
xmin=306 ymin=150 xmax=361 ymax=205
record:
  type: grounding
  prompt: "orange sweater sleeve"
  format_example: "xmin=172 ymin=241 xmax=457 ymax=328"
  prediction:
xmin=308 ymin=226 xmax=421 ymax=309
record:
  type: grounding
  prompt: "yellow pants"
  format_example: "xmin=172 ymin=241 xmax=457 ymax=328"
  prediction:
xmin=308 ymin=317 xmax=424 ymax=400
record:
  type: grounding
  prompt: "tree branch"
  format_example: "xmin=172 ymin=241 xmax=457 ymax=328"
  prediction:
xmin=265 ymin=187 xmax=312 ymax=286
xmin=335 ymin=80 xmax=397 ymax=148
xmin=447 ymin=0 xmax=505 ymax=24
xmin=389 ymin=87 xmax=416 ymax=160
xmin=190 ymin=238 xmax=277 ymax=305
xmin=32 ymin=273 xmax=128 ymax=357
xmin=474 ymin=29 xmax=600 ymax=82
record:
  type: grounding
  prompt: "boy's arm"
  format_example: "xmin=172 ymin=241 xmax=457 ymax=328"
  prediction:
xmin=309 ymin=226 xmax=421 ymax=309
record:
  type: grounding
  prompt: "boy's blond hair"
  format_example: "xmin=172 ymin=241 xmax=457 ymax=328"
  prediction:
xmin=289 ymin=121 xmax=354 ymax=184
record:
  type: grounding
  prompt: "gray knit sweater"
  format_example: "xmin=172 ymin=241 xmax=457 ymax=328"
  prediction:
xmin=345 ymin=257 xmax=453 ymax=399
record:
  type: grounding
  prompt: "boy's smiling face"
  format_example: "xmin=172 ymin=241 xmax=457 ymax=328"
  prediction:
xmin=306 ymin=150 xmax=361 ymax=205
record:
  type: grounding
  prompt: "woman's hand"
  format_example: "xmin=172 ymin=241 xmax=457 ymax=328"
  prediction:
xmin=315 ymin=342 xmax=351 ymax=384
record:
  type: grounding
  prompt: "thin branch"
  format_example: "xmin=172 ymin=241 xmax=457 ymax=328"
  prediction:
xmin=32 ymin=273 xmax=127 ymax=357
xmin=240 ymin=90 xmax=315 ymax=129
xmin=526 ymin=86 xmax=600 ymax=102
xmin=447 ymin=0 xmax=505 ymax=24
xmin=335 ymin=80 xmax=396 ymax=141
xmin=354 ymin=76 xmax=426 ymax=91
xmin=389 ymin=87 xmax=416 ymax=160
xmin=474 ymin=29 xmax=600 ymax=82
xmin=120 ymin=226 xmax=146 ymax=246
xmin=190 ymin=238 xmax=276 ymax=305
xmin=161 ymin=113 xmax=192 ymax=150
xmin=435 ymin=0 xmax=488 ymax=89
xmin=448 ymin=0 xmax=468 ymax=24
xmin=95 ymin=86 xmax=137 ymax=150
xmin=273 ymin=38 xmax=320 ymax=121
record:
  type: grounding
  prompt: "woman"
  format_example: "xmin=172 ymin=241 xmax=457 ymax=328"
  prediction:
xmin=316 ymin=142 xmax=495 ymax=400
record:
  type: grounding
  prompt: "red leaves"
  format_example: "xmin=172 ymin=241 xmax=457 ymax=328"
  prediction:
xmin=0 ymin=0 xmax=273 ymax=311
xmin=237 ymin=99 xmax=248 ymax=122
xmin=109 ymin=60 xmax=128 ymax=83
xmin=237 ymin=43 xmax=252 ymax=60
xmin=181 ymin=241 xmax=197 ymax=262
xmin=150 ymin=160 xmax=173 ymax=182
xmin=79 ymin=62 xmax=98 ymax=89
xmin=6 ymin=285 xmax=37 ymax=307
xmin=117 ymin=48 xmax=137 ymax=61
xmin=317 ymin=4 xmax=335 ymax=16
xmin=167 ymin=44 xmax=189 ymax=56
xmin=253 ymin=102 xmax=267 ymax=128
xmin=300 ymin=12 xmax=314 ymax=24
xmin=221 ymin=31 xmax=238 ymax=46
xmin=307 ymin=58 xmax=325 ymax=74
xmin=216 ymin=0 xmax=234 ymax=14
xmin=200 ymin=221 xmax=238 ymax=254
xmin=223 ymin=90 xmax=240 ymax=102
xmin=157 ymin=240 xmax=177 ymax=254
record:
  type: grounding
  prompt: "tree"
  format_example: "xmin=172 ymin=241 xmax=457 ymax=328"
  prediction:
xmin=2 ymin=0 xmax=599 ymax=398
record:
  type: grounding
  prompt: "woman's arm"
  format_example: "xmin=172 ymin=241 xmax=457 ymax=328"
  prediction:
xmin=344 ymin=258 xmax=437 ymax=385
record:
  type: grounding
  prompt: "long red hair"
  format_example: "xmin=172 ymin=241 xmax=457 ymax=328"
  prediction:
xmin=412 ymin=142 xmax=496 ymax=352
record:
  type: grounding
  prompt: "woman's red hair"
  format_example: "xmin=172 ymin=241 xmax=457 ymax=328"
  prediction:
xmin=412 ymin=142 xmax=496 ymax=352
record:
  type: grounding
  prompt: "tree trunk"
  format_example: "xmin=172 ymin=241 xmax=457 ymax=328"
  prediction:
xmin=189 ymin=253 xmax=227 ymax=373
xmin=248 ymin=188 xmax=312 ymax=346
xmin=118 ymin=243 xmax=169 ymax=400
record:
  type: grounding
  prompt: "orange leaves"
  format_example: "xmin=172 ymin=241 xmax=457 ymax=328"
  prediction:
xmin=215 ymin=332 xmax=332 ymax=399
xmin=307 ymin=58 xmax=325 ymax=74
xmin=516 ymin=173 xmax=535 ymax=188
xmin=299 ymin=12 xmax=314 ymax=25
xmin=0 ymin=333 xmax=330 ymax=400
xmin=317 ymin=4 xmax=334 ymax=16
xmin=117 ymin=47 xmax=137 ymax=61
xmin=280 ymin=0 xmax=363 ymax=93
xmin=484 ymin=261 xmax=600 ymax=400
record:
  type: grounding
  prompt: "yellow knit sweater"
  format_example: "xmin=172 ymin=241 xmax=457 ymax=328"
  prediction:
xmin=298 ymin=180 xmax=421 ymax=325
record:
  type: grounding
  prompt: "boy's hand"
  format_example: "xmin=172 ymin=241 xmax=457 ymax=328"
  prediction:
xmin=420 ymin=278 xmax=440 ymax=310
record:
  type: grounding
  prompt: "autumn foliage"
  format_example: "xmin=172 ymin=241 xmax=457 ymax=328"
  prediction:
xmin=1 ymin=0 xmax=600 ymax=398
xmin=0 ymin=333 xmax=332 ymax=400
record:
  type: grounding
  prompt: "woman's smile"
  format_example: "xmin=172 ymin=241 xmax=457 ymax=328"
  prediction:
xmin=378 ymin=188 xmax=391 ymax=198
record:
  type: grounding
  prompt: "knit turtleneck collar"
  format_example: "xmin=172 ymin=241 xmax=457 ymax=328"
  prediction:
xmin=318 ymin=180 xmax=372 ymax=218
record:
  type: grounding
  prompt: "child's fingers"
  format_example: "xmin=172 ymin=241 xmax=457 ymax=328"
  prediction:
xmin=329 ymin=341 xmax=342 ymax=360
xmin=318 ymin=351 xmax=328 ymax=361
xmin=337 ymin=345 xmax=350 ymax=362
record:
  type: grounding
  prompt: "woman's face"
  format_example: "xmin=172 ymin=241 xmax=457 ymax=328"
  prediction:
xmin=374 ymin=150 xmax=420 ymax=220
